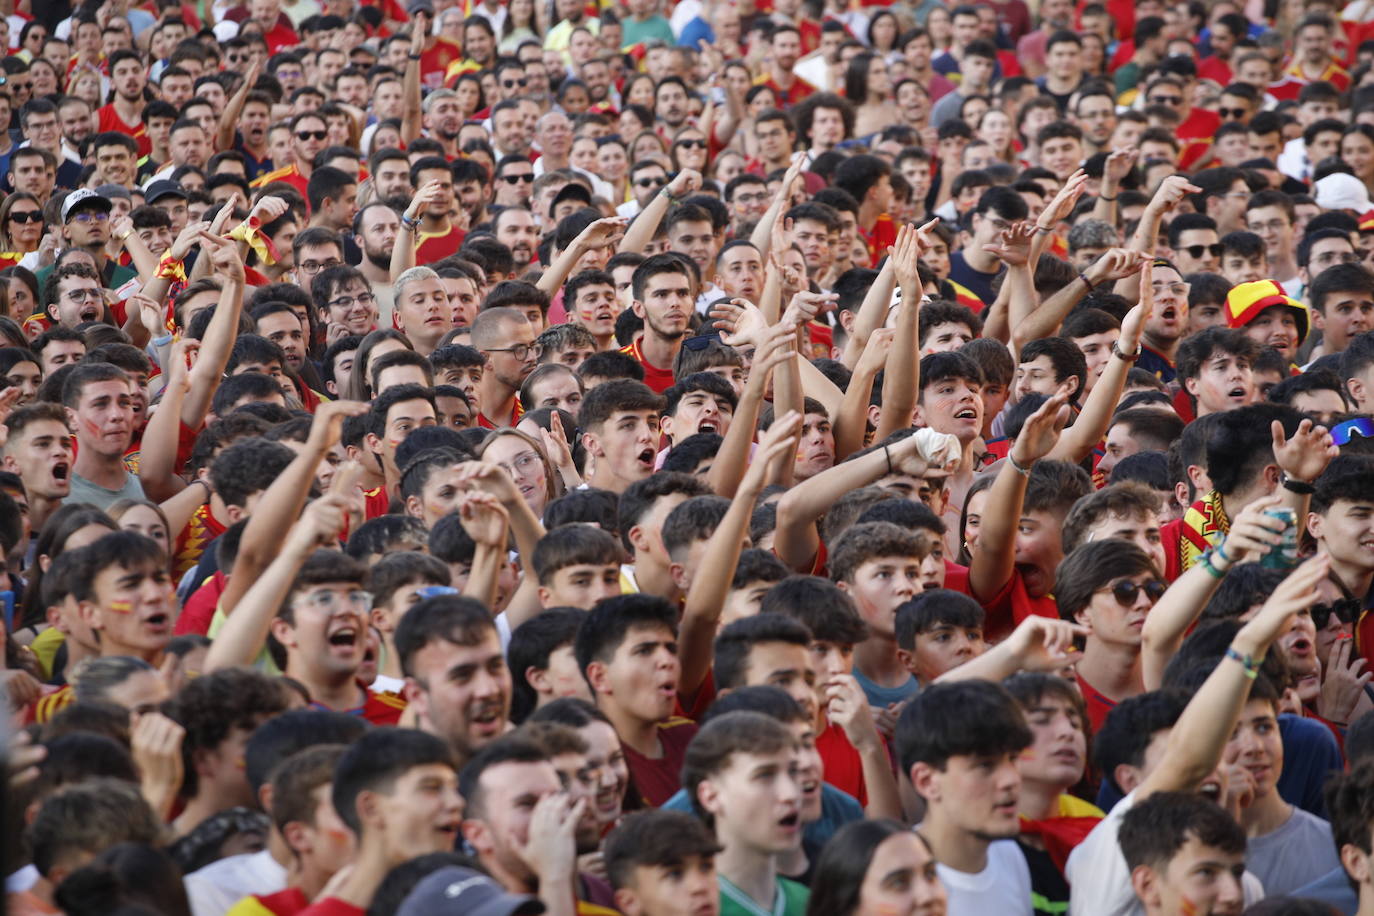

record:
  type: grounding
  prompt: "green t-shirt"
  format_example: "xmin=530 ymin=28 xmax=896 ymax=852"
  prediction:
xmin=718 ymin=876 xmax=809 ymax=916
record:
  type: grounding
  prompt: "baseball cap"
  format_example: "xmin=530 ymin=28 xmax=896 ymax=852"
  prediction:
xmin=61 ymin=188 xmax=113 ymax=223
xmin=144 ymin=179 xmax=188 ymax=206
xmin=1224 ymin=278 xmax=1310 ymax=345
xmin=396 ymin=867 xmax=544 ymax=916
xmin=1314 ymin=173 xmax=1374 ymax=214
xmin=550 ymin=182 xmax=593 ymax=217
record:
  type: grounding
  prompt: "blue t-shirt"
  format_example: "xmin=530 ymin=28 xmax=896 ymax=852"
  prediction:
xmin=853 ymin=668 xmax=920 ymax=708
xmin=662 ymin=782 xmax=863 ymax=851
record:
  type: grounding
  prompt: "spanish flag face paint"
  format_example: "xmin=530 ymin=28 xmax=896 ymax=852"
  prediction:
xmin=107 ymin=599 xmax=133 ymax=614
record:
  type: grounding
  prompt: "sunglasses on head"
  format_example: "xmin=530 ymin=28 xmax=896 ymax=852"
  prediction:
xmin=1105 ymin=578 xmax=1167 ymax=607
xmin=296 ymin=129 xmax=327 ymax=141
xmin=500 ymin=173 xmax=534 ymax=184
xmin=1332 ymin=416 xmax=1374 ymax=446
xmin=1311 ymin=597 xmax=1360 ymax=630
xmin=682 ymin=332 xmax=721 ymax=351
xmin=1180 ymin=243 xmax=1224 ymax=259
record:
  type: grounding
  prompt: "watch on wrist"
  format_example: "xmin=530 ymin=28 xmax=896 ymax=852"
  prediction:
xmin=1281 ymin=473 xmax=1315 ymax=495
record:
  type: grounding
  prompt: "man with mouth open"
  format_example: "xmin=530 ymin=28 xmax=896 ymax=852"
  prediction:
xmin=683 ymin=711 xmax=810 ymax=916
xmin=2 ymin=402 xmax=73 ymax=531
xmin=1177 ymin=328 xmax=1260 ymax=419
xmin=71 ymin=530 xmax=177 ymax=666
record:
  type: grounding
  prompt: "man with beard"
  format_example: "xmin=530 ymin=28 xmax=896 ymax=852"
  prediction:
xmin=494 ymin=156 xmax=536 ymax=209
xmin=219 ymin=84 xmax=274 ymax=181
xmin=1070 ymin=84 xmax=1118 ymax=156
xmin=422 ymin=88 xmax=464 ymax=160
xmin=250 ymin=110 xmax=326 ymax=197
xmin=370 ymin=148 xmax=414 ymax=210
xmin=54 ymin=190 xmax=137 ymax=292
xmin=492 ymin=100 xmax=532 ymax=159
xmin=761 ymin=24 xmax=815 ymax=106
xmin=623 ymin=254 xmax=693 ymax=393
xmin=397 ymin=594 xmax=513 ymax=766
xmin=98 ymin=49 xmax=150 ymax=158
xmin=472 ymin=307 xmax=539 ymax=428
xmin=354 ymin=203 xmax=401 ymax=318
xmin=453 ymin=159 xmax=491 ymax=227
xmin=407 ymin=157 xmax=466 ymax=263
xmin=654 ymin=78 xmax=692 ymax=132
xmin=495 ymin=207 xmax=540 ymax=271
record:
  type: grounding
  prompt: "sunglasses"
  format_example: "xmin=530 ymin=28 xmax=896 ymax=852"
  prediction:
xmin=682 ymin=332 xmax=721 ymax=351
xmin=1150 ymin=95 xmax=1182 ymax=106
xmin=502 ymin=77 xmax=528 ymax=88
xmin=1180 ymin=243 xmax=1224 ymax=259
xmin=296 ymin=129 xmax=327 ymax=141
xmin=8 ymin=211 xmax=41 ymax=223
xmin=676 ymin=138 xmax=707 ymax=149
xmin=1103 ymin=578 xmax=1167 ymax=607
xmin=1332 ymin=416 xmax=1374 ymax=446
xmin=1218 ymin=107 xmax=1249 ymax=120
xmin=500 ymin=173 xmax=534 ymax=184
xmin=635 ymin=176 xmax=668 ymax=188
xmin=1312 ymin=597 xmax=1360 ymax=630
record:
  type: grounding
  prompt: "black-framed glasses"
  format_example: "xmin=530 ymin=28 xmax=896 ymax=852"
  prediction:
xmin=500 ymin=173 xmax=534 ymax=184
xmin=1218 ymin=107 xmax=1249 ymax=120
xmin=328 ymin=292 xmax=377 ymax=309
xmin=1103 ymin=578 xmax=1166 ymax=607
xmin=487 ymin=342 xmax=543 ymax=361
xmin=502 ymin=77 xmax=528 ymax=89
xmin=296 ymin=129 xmax=327 ymax=141
xmin=8 ymin=211 xmax=41 ymax=223
xmin=1180 ymin=243 xmax=1224 ymax=259
xmin=1312 ymin=597 xmax=1360 ymax=630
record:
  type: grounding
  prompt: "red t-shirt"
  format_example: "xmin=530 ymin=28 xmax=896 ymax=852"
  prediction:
xmin=415 ymin=223 xmax=467 ymax=264
xmin=240 ymin=887 xmax=310 ymax=916
xmin=363 ymin=486 xmax=392 ymax=520
xmin=175 ymin=570 xmax=226 ymax=637
xmin=1076 ymin=672 xmax=1117 ymax=732
xmin=815 ymin=719 xmax=869 ymax=807
xmin=977 ymin=568 xmax=1058 ymax=642
xmin=619 ymin=338 xmax=675 ymax=393
xmin=263 ymin=20 xmax=301 ymax=53
xmin=759 ymin=74 xmax=816 ymax=108
xmin=296 ymin=898 xmax=364 ymax=916
xmin=622 ymin=717 xmax=698 ymax=806
xmin=861 ymin=214 xmax=898 ymax=268
xmin=310 ymin=684 xmax=406 ymax=726
xmin=98 ymin=104 xmax=150 ymax=158
xmin=250 ymin=162 xmax=309 ymax=197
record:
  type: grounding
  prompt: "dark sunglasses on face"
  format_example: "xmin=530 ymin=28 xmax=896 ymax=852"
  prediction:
xmin=296 ymin=129 xmax=327 ymax=141
xmin=635 ymin=176 xmax=667 ymax=188
xmin=1218 ymin=107 xmax=1248 ymax=119
xmin=503 ymin=78 xmax=528 ymax=88
xmin=1311 ymin=597 xmax=1361 ymax=630
xmin=1150 ymin=95 xmax=1182 ymax=106
xmin=676 ymin=138 xmax=707 ymax=149
xmin=1332 ymin=416 xmax=1374 ymax=446
xmin=500 ymin=173 xmax=534 ymax=184
xmin=1105 ymin=578 xmax=1167 ymax=607
xmin=8 ymin=211 xmax=41 ymax=223
xmin=1180 ymin=243 xmax=1224 ymax=259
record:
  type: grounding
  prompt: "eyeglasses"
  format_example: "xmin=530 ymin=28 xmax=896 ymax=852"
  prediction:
xmin=495 ymin=450 xmax=544 ymax=477
xmin=415 ymin=585 xmax=459 ymax=599
xmin=1180 ymin=243 xmax=1223 ymax=259
xmin=1149 ymin=94 xmax=1182 ymax=106
xmin=329 ymin=292 xmax=377 ymax=309
xmin=1313 ymin=251 xmax=1360 ymax=266
xmin=296 ymin=129 xmax=327 ymax=141
xmin=502 ymin=77 xmax=528 ymax=88
xmin=299 ymin=258 xmax=342 ymax=274
xmin=1101 ymin=578 xmax=1167 ymax=607
xmin=1218 ymin=106 xmax=1249 ymax=120
xmin=635 ymin=176 xmax=668 ymax=188
xmin=8 ymin=211 xmax=40 ymax=223
xmin=70 ymin=211 xmax=108 ymax=224
xmin=1311 ymin=597 xmax=1360 ymax=630
xmin=676 ymin=138 xmax=707 ymax=149
xmin=487 ymin=342 xmax=543 ymax=361
xmin=64 ymin=288 xmax=102 ymax=303
xmin=1151 ymin=281 xmax=1190 ymax=298
xmin=500 ymin=173 xmax=534 ymax=184
xmin=1332 ymin=416 xmax=1374 ymax=445
xmin=299 ymin=589 xmax=374 ymax=613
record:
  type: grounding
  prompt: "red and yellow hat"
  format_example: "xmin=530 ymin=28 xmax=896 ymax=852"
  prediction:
xmin=1224 ymin=279 xmax=1310 ymax=345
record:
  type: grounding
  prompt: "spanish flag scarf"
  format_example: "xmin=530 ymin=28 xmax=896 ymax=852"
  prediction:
xmin=1180 ymin=489 xmax=1230 ymax=573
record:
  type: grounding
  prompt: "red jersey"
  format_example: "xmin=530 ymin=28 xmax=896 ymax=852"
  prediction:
xmin=174 ymin=502 xmax=226 ymax=580
xmin=622 ymin=717 xmax=698 ymax=806
xmin=815 ymin=719 xmax=869 ymax=807
xmin=262 ymin=20 xmax=301 ymax=54
xmin=227 ymin=887 xmax=310 ymax=916
xmin=251 ymin=162 xmax=309 ymax=197
xmin=861 ymin=213 xmax=898 ymax=268
xmin=1177 ymin=107 xmax=1221 ymax=142
xmin=311 ymin=683 xmax=406 ymax=726
xmin=420 ymin=36 xmax=464 ymax=90
xmin=415 ymin=222 xmax=467 ymax=264
xmin=977 ymin=568 xmax=1058 ymax=642
xmin=477 ymin=399 xmax=525 ymax=429
xmin=176 ymin=571 xmax=227 ymax=637
xmin=25 ymin=685 xmax=74 ymax=725
xmin=619 ymin=338 xmax=675 ymax=393
xmin=363 ymin=486 xmax=392 ymax=520
xmin=757 ymin=74 xmax=816 ymax=108
xmin=97 ymin=104 xmax=150 ymax=158
xmin=1076 ymin=672 xmax=1117 ymax=732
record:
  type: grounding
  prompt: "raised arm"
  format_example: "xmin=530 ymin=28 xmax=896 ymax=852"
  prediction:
xmin=537 ymin=217 xmax=627 ymax=297
xmin=1119 ymin=175 xmax=1201 ymax=300
xmin=679 ymin=413 xmax=802 ymax=693
xmin=839 ymin=257 xmax=896 ymax=368
xmin=936 ymin=616 xmax=1089 ymax=683
xmin=835 ymin=328 xmax=893 ymax=460
xmin=750 ymin=154 xmax=805 ymax=257
xmin=1271 ymin=417 xmax=1339 ymax=540
xmin=452 ymin=461 xmax=547 ymax=630
xmin=139 ymin=339 xmax=197 ymax=502
xmin=967 ymin=386 xmax=1072 ymax=603
xmin=873 ymin=222 xmax=927 ymax=444
xmin=182 ymin=227 xmax=247 ymax=428
xmin=1139 ymin=554 xmax=1329 ymax=800
xmin=217 ymin=57 xmax=261 ymax=152
xmin=1028 ymin=170 xmax=1087 ymax=267
xmin=706 ymin=319 xmax=794 ymax=499
xmin=1012 ymin=248 xmax=1142 ymax=347
xmin=400 ymin=20 xmax=425 ymax=145
xmin=1092 ymin=148 xmax=1137 ymax=227
xmin=392 ymin=181 xmax=444 ymax=281
xmin=619 ymin=169 xmax=701 ymax=255
xmin=455 ymin=491 xmax=512 ymax=611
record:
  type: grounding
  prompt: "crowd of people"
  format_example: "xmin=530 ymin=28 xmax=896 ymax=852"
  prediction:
xmin=8 ymin=0 xmax=1374 ymax=914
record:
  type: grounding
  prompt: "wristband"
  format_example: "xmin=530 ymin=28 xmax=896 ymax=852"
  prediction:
xmin=1099 ymin=193 xmax=1117 ymax=201
xmin=401 ymin=214 xmax=420 ymax=231
xmin=1007 ymin=452 xmax=1032 ymax=476
xmin=1111 ymin=340 xmax=1141 ymax=362
xmin=883 ymin=445 xmax=893 ymax=475
xmin=1034 ymin=225 xmax=1052 ymax=235
xmin=1225 ymin=646 xmax=1261 ymax=679
xmin=1198 ymin=550 xmax=1224 ymax=579
xmin=408 ymin=53 xmax=422 ymax=60
xmin=1078 ymin=273 xmax=1094 ymax=292
xmin=1281 ymin=473 xmax=1315 ymax=495
xmin=1214 ymin=540 xmax=1235 ymax=566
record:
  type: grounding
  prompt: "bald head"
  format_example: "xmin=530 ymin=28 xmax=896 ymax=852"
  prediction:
xmin=471 ymin=306 xmax=531 ymax=350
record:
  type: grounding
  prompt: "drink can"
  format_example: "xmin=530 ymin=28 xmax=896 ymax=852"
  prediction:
xmin=1258 ymin=507 xmax=1298 ymax=569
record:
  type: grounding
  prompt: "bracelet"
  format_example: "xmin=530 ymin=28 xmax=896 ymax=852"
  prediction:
xmin=400 ymin=214 xmax=419 ymax=231
xmin=1034 ymin=225 xmax=1052 ymax=235
xmin=883 ymin=445 xmax=893 ymax=475
xmin=1198 ymin=550 xmax=1224 ymax=579
xmin=1225 ymin=646 xmax=1261 ymax=680
xmin=408 ymin=53 xmax=422 ymax=60
xmin=1214 ymin=540 xmax=1235 ymax=566
xmin=1007 ymin=452 xmax=1032 ymax=476
xmin=1099 ymin=193 xmax=1117 ymax=201
xmin=1078 ymin=273 xmax=1094 ymax=292
xmin=1111 ymin=340 xmax=1141 ymax=362
xmin=1281 ymin=473 xmax=1315 ymax=495
xmin=196 ymin=478 xmax=212 ymax=500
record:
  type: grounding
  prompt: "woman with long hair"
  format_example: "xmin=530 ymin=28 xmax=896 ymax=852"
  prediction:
xmin=978 ymin=107 xmax=1018 ymax=164
xmin=29 ymin=58 xmax=59 ymax=100
xmin=868 ymin=10 xmax=901 ymax=58
xmin=847 ymin=51 xmax=898 ymax=136
xmin=0 ymin=347 xmax=41 ymax=406
xmin=500 ymin=0 xmax=543 ymax=52
xmin=1342 ymin=124 xmax=1374 ymax=197
xmin=0 ymin=193 xmax=45 ymax=255
xmin=671 ymin=125 xmax=710 ymax=173
xmin=476 ymin=427 xmax=559 ymax=518
xmin=18 ymin=504 xmax=117 ymax=636
xmin=595 ymin=136 xmax=629 ymax=202
xmin=109 ymin=499 xmax=176 ymax=573
xmin=631 ymin=129 xmax=669 ymax=164
xmin=925 ymin=5 xmax=953 ymax=52
xmin=805 ymin=820 xmax=948 ymax=916
xmin=345 ymin=329 xmax=414 ymax=402
xmin=454 ymin=72 xmax=485 ymax=120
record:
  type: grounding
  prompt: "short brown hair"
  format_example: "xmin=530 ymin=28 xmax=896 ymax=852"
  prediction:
xmin=1060 ymin=482 xmax=1163 ymax=555
xmin=828 ymin=521 xmax=930 ymax=584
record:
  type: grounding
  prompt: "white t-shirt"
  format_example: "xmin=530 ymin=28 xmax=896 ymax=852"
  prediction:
xmin=934 ymin=838 xmax=1033 ymax=916
xmin=184 ymin=849 xmax=286 ymax=916
xmin=1066 ymin=790 xmax=1266 ymax=916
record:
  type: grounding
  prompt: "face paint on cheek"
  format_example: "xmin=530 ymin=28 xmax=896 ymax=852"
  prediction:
xmin=107 ymin=599 xmax=132 ymax=613
xmin=83 ymin=417 xmax=103 ymax=436
xmin=1180 ymin=897 xmax=1198 ymax=916
xmin=1019 ymin=748 xmax=1036 ymax=761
